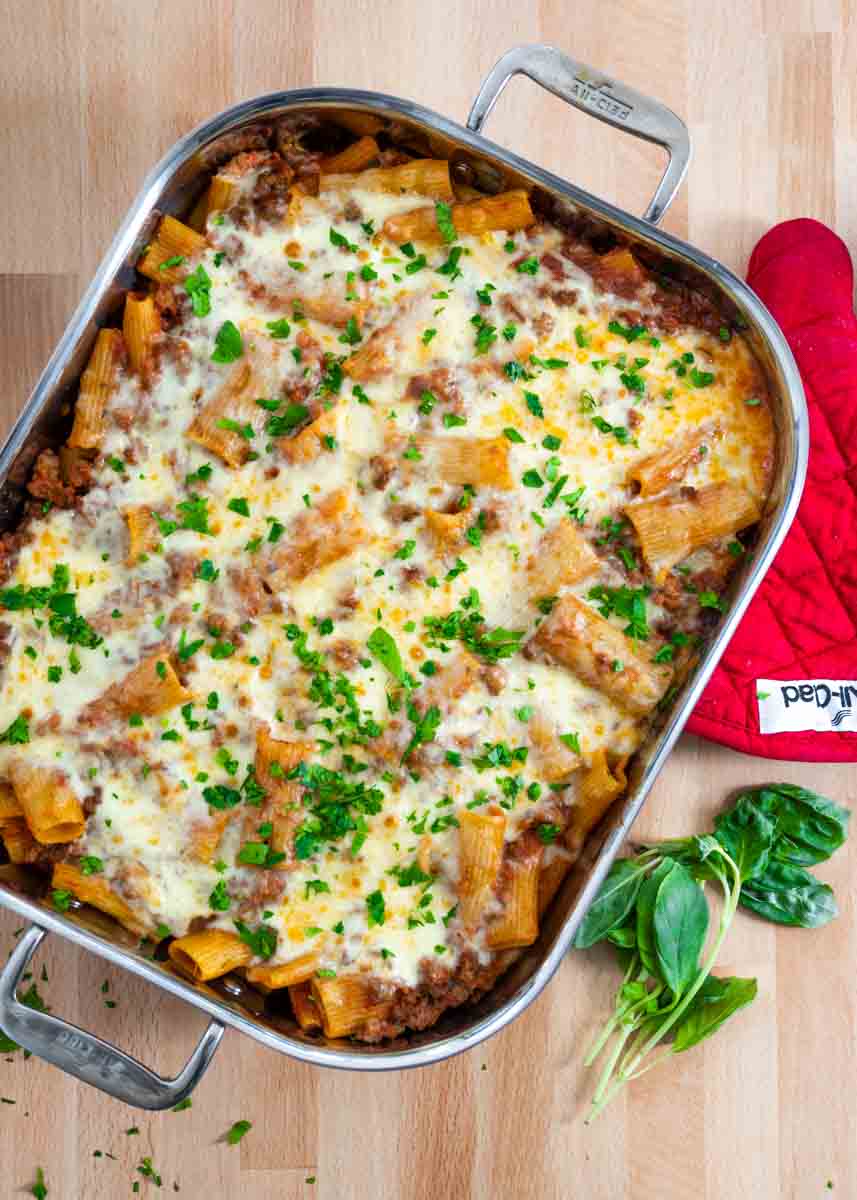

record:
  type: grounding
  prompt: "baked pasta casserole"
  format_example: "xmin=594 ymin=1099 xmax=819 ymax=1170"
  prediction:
xmin=0 ymin=120 xmax=774 ymax=1041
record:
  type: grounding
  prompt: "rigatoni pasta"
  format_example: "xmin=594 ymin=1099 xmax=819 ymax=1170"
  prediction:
xmin=0 ymin=123 xmax=774 ymax=1043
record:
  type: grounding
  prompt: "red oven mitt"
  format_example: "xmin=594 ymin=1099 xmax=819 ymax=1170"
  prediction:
xmin=686 ymin=218 xmax=857 ymax=761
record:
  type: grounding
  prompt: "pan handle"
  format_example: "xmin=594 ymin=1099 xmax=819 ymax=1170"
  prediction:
xmin=467 ymin=44 xmax=691 ymax=225
xmin=0 ymin=925 xmax=224 ymax=1109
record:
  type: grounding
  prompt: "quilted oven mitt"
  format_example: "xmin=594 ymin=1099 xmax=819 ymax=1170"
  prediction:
xmin=686 ymin=218 xmax=857 ymax=762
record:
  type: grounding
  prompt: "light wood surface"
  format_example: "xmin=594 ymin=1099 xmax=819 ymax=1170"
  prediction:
xmin=0 ymin=2 xmax=855 ymax=1197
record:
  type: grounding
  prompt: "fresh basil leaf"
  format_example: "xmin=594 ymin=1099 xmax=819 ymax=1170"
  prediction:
xmin=653 ymin=860 xmax=709 ymax=997
xmin=573 ymin=858 xmax=646 ymax=949
xmin=606 ymin=923 xmax=637 ymax=950
xmin=739 ymin=860 xmax=838 ymax=928
xmin=758 ymin=783 xmax=849 ymax=866
xmin=672 ymin=974 xmax=757 ymax=1052
xmin=713 ymin=795 xmax=776 ymax=882
xmin=635 ymin=858 xmax=674 ymax=977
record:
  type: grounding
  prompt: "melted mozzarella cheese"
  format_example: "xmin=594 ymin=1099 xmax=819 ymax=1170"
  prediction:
xmin=0 ymin=167 xmax=773 ymax=990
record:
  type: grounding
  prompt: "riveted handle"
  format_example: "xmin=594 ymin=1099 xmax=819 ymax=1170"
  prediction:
xmin=0 ymin=926 xmax=224 ymax=1109
xmin=467 ymin=44 xmax=691 ymax=224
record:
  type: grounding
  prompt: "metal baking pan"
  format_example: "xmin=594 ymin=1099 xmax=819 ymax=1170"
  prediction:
xmin=0 ymin=44 xmax=807 ymax=1108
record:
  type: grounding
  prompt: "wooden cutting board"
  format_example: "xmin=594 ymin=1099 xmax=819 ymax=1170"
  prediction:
xmin=0 ymin=2 xmax=854 ymax=1197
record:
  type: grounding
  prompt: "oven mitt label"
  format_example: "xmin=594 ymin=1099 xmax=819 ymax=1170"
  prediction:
xmin=757 ymin=678 xmax=857 ymax=734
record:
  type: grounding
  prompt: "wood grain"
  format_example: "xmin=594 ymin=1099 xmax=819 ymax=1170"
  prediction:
xmin=0 ymin=2 xmax=854 ymax=1197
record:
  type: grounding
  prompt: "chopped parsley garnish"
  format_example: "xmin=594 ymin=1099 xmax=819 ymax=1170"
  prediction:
xmin=178 ymin=493 xmax=211 ymax=533
xmin=587 ymin=584 xmax=650 ymax=640
xmin=227 ymin=497 xmax=250 ymax=517
xmin=523 ymin=390 xmax=544 ymax=419
xmin=472 ymin=315 xmax=497 ymax=354
xmin=196 ymin=559 xmax=219 ymax=582
xmin=515 ymin=256 xmax=539 ymax=274
xmin=79 ymin=856 xmax=103 ymax=875
xmin=266 ymin=402 xmax=309 ymax=436
xmin=559 ymin=731 xmax=581 ymax=754
xmin=503 ymin=427 xmax=525 ymax=444
xmin=266 ymin=318 xmax=291 ymax=339
xmin=184 ymin=264 xmax=212 ymax=317
xmin=435 ymin=201 xmax=457 ymax=243
xmin=591 ymin=415 xmax=633 ymax=445
xmin=607 ymin=319 xmax=646 ymax=342
xmin=202 ymin=784 xmax=242 ymax=810
xmin=211 ymin=320 xmax=243 ymax=363
xmin=402 ymin=702 xmax=441 ymax=762
xmin=330 ymin=227 xmax=357 ymax=252
xmin=226 ymin=1120 xmax=253 ymax=1145
xmin=209 ymin=879 xmax=231 ymax=911
xmin=522 ymin=469 xmax=543 ymax=488
xmin=436 ymin=246 xmax=463 ymax=279
xmin=0 ymin=714 xmax=29 ymax=745
xmin=423 ymin=594 xmax=524 ymax=663
xmin=689 ymin=367 xmax=715 ymax=388
xmin=339 ymin=316 xmax=362 ymax=346
xmin=290 ymin=761 xmax=384 ymax=860
xmin=366 ymin=889 xmax=386 ymax=927
xmin=234 ymin=921 xmax=277 ymax=959
xmin=537 ymin=823 xmax=561 ymax=844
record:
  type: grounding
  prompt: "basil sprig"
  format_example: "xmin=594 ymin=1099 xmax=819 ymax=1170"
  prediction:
xmin=575 ymin=783 xmax=849 ymax=1120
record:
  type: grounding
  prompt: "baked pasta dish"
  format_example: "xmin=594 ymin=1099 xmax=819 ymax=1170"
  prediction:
xmin=0 ymin=121 xmax=774 ymax=1041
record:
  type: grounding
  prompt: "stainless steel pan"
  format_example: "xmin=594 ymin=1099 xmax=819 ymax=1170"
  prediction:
xmin=0 ymin=44 xmax=808 ymax=1108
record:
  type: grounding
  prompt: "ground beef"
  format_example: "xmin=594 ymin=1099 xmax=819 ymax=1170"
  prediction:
xmin=369 ymin=454 xmax=396 ymax=490
xmin=237 ymin=869 xmax=289 ymax=916
xmin=250 ymin=157 xmax=296 ymax=223
xmin=152 ymin=283 xmax=183 ymax=329
xmin=358 ymin=949 xmax=507 ymax=1041
xmin=228 ymin=565 xmax=281 ymax=619
xmin=334 ymin=588 xmax=359 ymax=617
xmin=167 ymin=552 xmax=198 ymax=591
xmin=386 ymin=501 xmax=421 ymax=523
xmin=406 ymin=368 xmax=463 ymax=414
xmin=480 ymin=664 xmax=507 ymax=695
xmin=539 ymin=285 xmax=579 ymax=307
xmin=540 ymin=251 xmax=566 ymax=280
xmin=400 ymin=565 xmax=424 ymax=587
xmin=330 ymin=639 xmax=359 ymax=669
xmin=499 ymin=294 xmax=526 ymax=323
xmin=27 ymin=450 xmax=79 ymax=508
xmin=0 ymin=529 xmax=26 ymax=586
xmin=533 ymin=312 xmax=554 ymax=337
xmin=199 ymin=126 xmax=273 ymax=172
xmin=480 ymin=502 xmax=504 ymax=534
